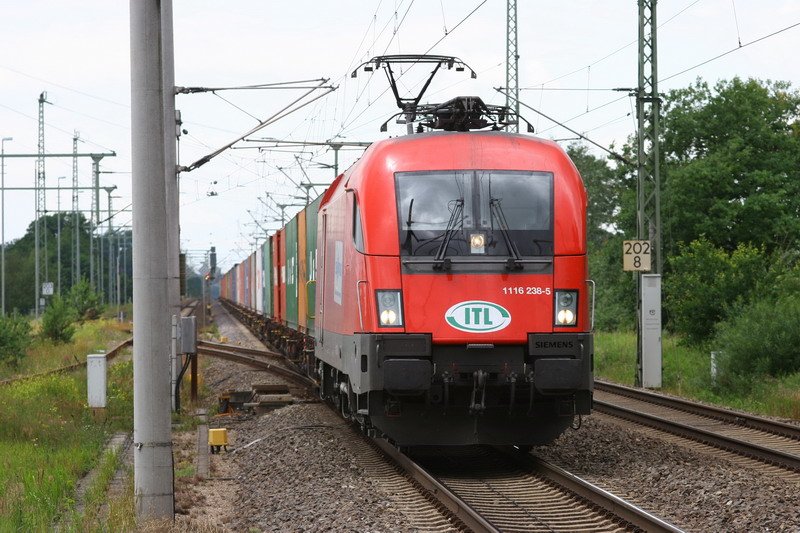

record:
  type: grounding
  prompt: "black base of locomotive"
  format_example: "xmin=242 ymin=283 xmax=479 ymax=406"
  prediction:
xmin=371 ymin=411 xmax=574 ymax=447
xmin=366 ymin=388 xmax=588 ymax=446
xmin=220 ymin=300 xmax=594 ymax=448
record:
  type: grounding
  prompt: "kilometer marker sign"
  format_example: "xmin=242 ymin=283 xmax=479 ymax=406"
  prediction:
xmin=623 ymin=240 xmax=652 ymax=272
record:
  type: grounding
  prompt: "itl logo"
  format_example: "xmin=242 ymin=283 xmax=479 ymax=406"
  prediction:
xmin=445 ymin=301 xmax=511 ymax=333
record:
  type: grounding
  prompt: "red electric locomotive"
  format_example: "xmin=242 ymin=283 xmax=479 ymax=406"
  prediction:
xmin=313 ymin=102 xmax=593 ymax=447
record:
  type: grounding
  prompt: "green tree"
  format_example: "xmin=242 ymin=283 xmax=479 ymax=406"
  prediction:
xmin=566 ymin=144 xmax=626 ymax=246
xmin=566 ymin=144 xmax=636 ymax=329
xmin=0 ymin=312 xmax=32 ymax=367
xmin=67 ymin=279 xmax=104 ymax=321
xmin=1 ymin=213 xmax=95 ymax=314
xmin=40 ymin=295 xmax=77 ymax=344
xmin=660 ymin=78 xmax=800 ymax=256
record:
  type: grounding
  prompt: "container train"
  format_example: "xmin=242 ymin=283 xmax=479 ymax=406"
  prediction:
xmin=220 ymin=109 xmax=594 ymax=447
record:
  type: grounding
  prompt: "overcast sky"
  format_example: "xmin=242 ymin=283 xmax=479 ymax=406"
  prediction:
xmin=1 ymin=1 xmax=798 ymax=271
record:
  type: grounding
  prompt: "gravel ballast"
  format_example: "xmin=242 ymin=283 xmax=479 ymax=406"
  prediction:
xmin=175 ymin=303 xmax=799 ymax=532
xmin=533 ymin=415 xmax=800 ymax=531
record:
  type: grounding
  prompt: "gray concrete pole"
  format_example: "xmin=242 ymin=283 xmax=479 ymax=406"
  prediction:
xmin=57 ymin=177 xmax=63 ymax=295
xmin=1 ymin=137 xmax=11 ymax=316
xmin=34 ymin=170 xmax=40 ymax=316
xmin=116 ymin=244 xmax=122 ymax=316
xmin=91 ymin=156 xmax=103 ymax=292
xmin=106 ymin=187 xmax=115 ymax=303
xmin=72 ymin=134 xmax=79 ymax=285
xmin=130 ymin=0 xmax=174 ymax=520
xmin=162 ymin=0 xmax=181 ymax=412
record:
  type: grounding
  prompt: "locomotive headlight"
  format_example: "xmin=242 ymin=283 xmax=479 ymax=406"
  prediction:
xmin=557 ymin=309 xmax=575 ymax=325
xmin=380 ymin=309 xmax=397 ymax=325
xmin=554 ymin=290 xmax=578 ymax=326
xmin=470 ymin=233 xmax=486 ymax=254
xmin=376 ymin=290 xmax=404 ymax=327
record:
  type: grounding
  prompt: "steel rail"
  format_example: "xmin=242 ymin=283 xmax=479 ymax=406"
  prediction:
xmin=0 ymin=337 xmax=132 ymax=387
xmin=197 ymin=340 xmax=284 ymax=361
xmin=498 ymin=448 xmax=685 ymax=533
xmin=596 ymin=380 xmax=800 ymax=440
xmin=594 ymin=399 xmax=800 ymax=472
xmin=371 ymin=438 xmax=500 ymax=533
xmin=196 ymin=344 xmax=317 ymax=389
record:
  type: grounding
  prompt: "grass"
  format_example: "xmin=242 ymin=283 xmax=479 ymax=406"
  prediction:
xmin=0 ymin=318 xmax=131 ymax=380
xmin=63 ymin=447 xmax=123 ymax=531
xmin=103 ymin=466 xmax=136 ymax=532
xmin=595 ymin=330 xmax=800 ymax=419
xmin=0 ymin=361 xmax=134 ymax=531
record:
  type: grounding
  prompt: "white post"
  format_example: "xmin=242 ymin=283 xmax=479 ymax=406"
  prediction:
xmin=710 ymin=351 xmax=719 ymax=384
xmin=130 ymin=0 xmax=174 ymax=520
xmin=87 ymin=353 xmax=107 ymax=408
xmin=641 ymin=274 xmax=662 ymax=389
xmin=171 ymin=314 xmax=178 ymax=411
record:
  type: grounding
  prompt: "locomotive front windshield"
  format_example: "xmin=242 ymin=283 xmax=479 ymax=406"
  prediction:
xmin=395 ymin=170 xmax=553 ymax=258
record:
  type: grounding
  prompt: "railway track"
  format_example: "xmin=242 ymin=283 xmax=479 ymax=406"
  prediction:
xmin=195 ymin=341 xmax=316 ymax=389
xmin=594 ymin=380 xmax=800 ymax=475
xmin=0 ymin=336 xmax=133 ymax=387
xmin=374 ymin=440 xmax=682 ymax=532
xmin=0 ymin=299 xmax=198 ymax=387
xmin=212 ymin=306 xmax=685 ymax=532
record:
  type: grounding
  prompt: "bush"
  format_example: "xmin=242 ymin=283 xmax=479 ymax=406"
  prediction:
xmin=0 ymin=312 xmax=32 ymax=367
xmin=67 ymin=280 xmax=104 ymax=321
xmin=665 ymin=239 xmax=769 ymax=344
xmin=715 ymin=293 xmax=800 ymax=386
xmin=41 ymin=296 xmax=77 ymax=344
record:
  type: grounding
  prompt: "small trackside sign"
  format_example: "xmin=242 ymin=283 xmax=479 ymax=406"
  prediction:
xmin=445 ymin=301 xmax=511 ymax=333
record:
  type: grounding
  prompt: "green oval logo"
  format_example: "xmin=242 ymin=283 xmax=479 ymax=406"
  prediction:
xmin=445 ymin=301 xmax=511 ymax=333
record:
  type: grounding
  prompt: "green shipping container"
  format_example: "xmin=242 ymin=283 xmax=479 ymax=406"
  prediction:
xmin=285 ymin=216 xmax=299 ymax=329
xmin=262 ymin=238 xmax=272 ymax=318
xmin=305 ymin=195 xmax=322 ymax=334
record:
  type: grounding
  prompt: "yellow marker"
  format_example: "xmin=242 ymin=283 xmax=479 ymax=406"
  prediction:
xmin=208 ymin=428 xmax=228 ymax=454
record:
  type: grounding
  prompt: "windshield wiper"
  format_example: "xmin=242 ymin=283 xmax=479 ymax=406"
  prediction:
xmin=403 ymin=199 xmax=415 ymax=254
xmin=433 ymin=198 xmax=463 ymax=271
xmin=489 ymin=198 xmax=523 ymax=270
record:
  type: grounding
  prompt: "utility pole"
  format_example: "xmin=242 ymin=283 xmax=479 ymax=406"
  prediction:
xmin=161 ymin=0 xmax=182 ymax=413
xmin=505 ymin=0 xmax=519 ymax=132
xmin=0 ymin=151 xmax=121 ymax=295
xmin=116 ymin=239 xmax=123 ymax=317
xmin=91 ymin=155 xmax=104 ymax=293
xmin=1 ymin=136 xmax=11 ymax=316
xmin=104 ymin=186 xmax=117 ymax=305
xmin=72 ymin=133 xmax=80 ymax=284
xmin=275 ymin=203 xmax=305 ymax=226
xmin=131 ymin=0 xmax=174 ymax=520
xmin=247 ymin=139 xmax=371 ymax=178
xmin=35 ymin=92 xmax=50 ymax=316
xmin=0 ymin=178 xmax=115 ymax=307
xmin=636 ymin=0 xmax=662 ymax=388
xmin=57 ymin=176 xmax=66 ymax=295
